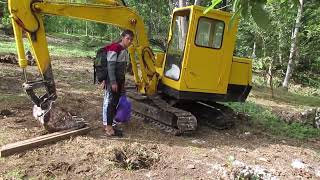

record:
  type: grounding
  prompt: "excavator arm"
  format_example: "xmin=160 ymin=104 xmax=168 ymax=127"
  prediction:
xmin=8 ymin=0 xmax=159 ymax=128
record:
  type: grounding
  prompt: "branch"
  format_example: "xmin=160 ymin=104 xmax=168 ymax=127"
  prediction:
xmin=217 ymin=4 xmax=232 ymax=10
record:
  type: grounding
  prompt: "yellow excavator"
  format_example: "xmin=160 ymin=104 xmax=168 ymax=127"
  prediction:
xmin=8 ymin=0 xmax=252 ymax=134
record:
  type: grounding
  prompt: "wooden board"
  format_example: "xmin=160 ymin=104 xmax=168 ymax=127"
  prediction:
xmin=0 ymin=127 xmax=90 ymax=157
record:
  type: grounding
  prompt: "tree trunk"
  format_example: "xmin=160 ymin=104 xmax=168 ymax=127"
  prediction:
xmin=178 ymin=0 xmax=187 ymax=49
xmin=194 ymin=0 xmax=202 ymax=5
xmin=251 ymin=41 xmax=256 ymax=58
xmin=267 ymin=58 xmax=274 ymax=98
xmin=282 ymin=0 xmax=304 ymax=89
xmin=168 ymin=0 xmax=175 ymax=12
xmin=278 ymin=30 xmax=282 ymax=64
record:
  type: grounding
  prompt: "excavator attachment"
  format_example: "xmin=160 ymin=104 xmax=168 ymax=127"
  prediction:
xmin=9 ymin=0 xmax=88 ymax=132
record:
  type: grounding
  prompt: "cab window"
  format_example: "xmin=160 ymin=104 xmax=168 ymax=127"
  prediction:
xmin=164 ymin=10 xmax=190 ymax=81
xmin=195 ymin=18 xmax=224 ymax=49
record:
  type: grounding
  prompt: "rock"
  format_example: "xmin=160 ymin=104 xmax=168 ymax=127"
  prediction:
xmin=299 ymin=108 xmax=320 ymax=128
xmin=291 ymin=159 xmax=306 ymax=169
xmin=202 ymin=154 xmax=208 ymax=157
xmin=75 ymin=165 xmax=91 ymax=174
xmin=191 ymin=139 xmax=206 ymax=145
xmin=210 ymin=148 xmax=217 ymax=152
xmin=145 ymin=171 xmax=158 ymax=178
xmin=231 ymin=160 xmax=277 ymax=179
xmin=244 ymin=132 xmax=251 ymax=135
xmin=240 ymin=148 xmax=247 ymax=153
xmin=315 ymin=168 xmax=320 ymax=177
xmin=187 ymin=164 xmax=195 ymax=169
xmin=258 ymin=157 xmax=268 ymax=162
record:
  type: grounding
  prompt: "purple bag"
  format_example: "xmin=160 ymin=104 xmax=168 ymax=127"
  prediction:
xmin=115 ymin=96 xmax=131 ymax=123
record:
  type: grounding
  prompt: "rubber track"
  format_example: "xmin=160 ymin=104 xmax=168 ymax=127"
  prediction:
xmin=176 ymin=101 xmax=236 ymax=130
xmin=127 ymin=90 xmax=197 ymax=135
xmin=131 ymin=111 xmax=181 ymax=135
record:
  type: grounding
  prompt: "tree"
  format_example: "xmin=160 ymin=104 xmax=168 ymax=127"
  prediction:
xmin=282 ymin=0 xmax=304 ymax=89
xmin=178 ymin=0 xmax=188 ymax=49
xmin=194 ymin=0 xmax=202 ymax=5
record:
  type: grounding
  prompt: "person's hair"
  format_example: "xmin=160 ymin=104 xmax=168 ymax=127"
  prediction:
xmin=121 ymin=29 xmax=134 ymax=38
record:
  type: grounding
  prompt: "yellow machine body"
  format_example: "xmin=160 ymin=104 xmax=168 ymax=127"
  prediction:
xmin=8 ymin=0 xmax=252 ymax=115
xmin=160 ymin=6 xmax=252 ymax=102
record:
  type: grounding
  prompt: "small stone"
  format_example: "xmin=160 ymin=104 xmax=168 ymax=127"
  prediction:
xmin=210 ymin=148 xmax=217 ymax=152
xmin=244 ymin=132 xmax=251 ymax=135
xmin=258 ymin=157 xmax=268 ymax=162
xmin=191 ymin=139 xmax=206 ymax=144
xmin=291 ymin=159 xmax=306 ymax=169
xmin=240 ymin=148 xmax=247 ymax=153
xmin=315 ymin=169 xmax=320 ymax=177
xmin=228 ymin=155 xmax=235 ymax=163
xmin=187 ymin=164 xmax=196 ymax=169
xmin=145 ymin=171 xmax=158 ymax=178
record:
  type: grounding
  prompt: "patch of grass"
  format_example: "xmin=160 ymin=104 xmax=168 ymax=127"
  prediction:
xmin=0 ymin=94 xmax=29 ymax=105
xmin=252 ymin=85 xmax=320 ymax=107
xmin=252 ymin=74 xmax=320 ymax=98
xmin=4 ymin=169 xmax=26 ymax=180
xmin=0 ymin=36 xmax=100 ymax=58
xmin=0 ymin=41 xmax=22 ymax=54
xmin=227 ymin=101 xmax=320 ymax=140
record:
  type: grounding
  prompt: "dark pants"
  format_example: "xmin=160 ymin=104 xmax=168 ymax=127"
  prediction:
xmin=102 ymin=82 xmax=124 ymax=126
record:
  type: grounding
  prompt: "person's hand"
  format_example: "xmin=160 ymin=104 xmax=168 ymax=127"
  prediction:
xmin=111 ymin=83 xmax=118 ymax=92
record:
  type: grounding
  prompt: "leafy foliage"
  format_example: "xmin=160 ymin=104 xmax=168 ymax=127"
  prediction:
xmin=1 ymin=0 xmax=319 ymax=88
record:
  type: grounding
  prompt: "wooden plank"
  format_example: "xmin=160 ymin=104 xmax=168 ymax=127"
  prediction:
xmin=0 ymin=127 xmax=90 ymax=157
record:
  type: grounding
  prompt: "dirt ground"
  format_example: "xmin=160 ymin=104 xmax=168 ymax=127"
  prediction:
xmin=1 ymin=55 xmax=320 ymax=179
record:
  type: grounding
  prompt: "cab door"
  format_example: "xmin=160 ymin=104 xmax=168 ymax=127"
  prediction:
xmin=184 ymin=16 xmax=226 ymax=92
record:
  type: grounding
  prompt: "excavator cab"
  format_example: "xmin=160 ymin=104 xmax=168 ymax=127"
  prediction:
xmin=161 ymin=6 xmax=252 ymax=102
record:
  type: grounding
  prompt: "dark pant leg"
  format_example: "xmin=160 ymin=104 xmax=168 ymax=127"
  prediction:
xmin=106 ymin=85 xmax=122 ymax=125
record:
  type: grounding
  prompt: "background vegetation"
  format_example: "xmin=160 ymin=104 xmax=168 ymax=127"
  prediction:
xmin=1 ymin=0 xmax=319 ymax=89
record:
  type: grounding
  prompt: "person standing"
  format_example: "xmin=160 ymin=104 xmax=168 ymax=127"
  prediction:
xmin=102 ymin=29 xmax=134 ymax=136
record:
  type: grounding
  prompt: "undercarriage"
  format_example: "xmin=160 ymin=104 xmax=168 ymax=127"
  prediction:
xmin=126 ymin=84 xmax=237 ymax=135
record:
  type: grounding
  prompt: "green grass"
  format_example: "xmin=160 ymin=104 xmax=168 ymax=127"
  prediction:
xmin=0 ymin=35 xmax=106 ymax=58
xmin=0 ymin=93 xmax=29 ymax=105
xmin=0 ymin=41 xmax=20 ymax=54
xmin=252 ymin=85 xmax=320 ymax=107
xmin=227 ymin=101 xmax=320 ymax=140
